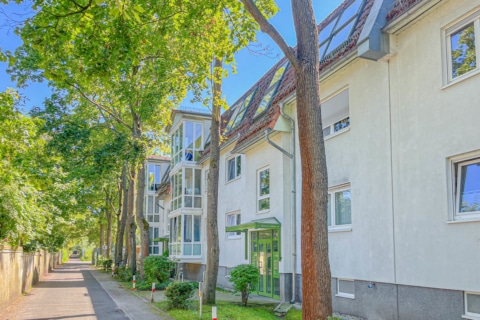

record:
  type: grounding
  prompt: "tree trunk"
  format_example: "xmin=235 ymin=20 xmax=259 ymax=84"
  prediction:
xmin=204 ymin=57 xmax=222 ymax=305
xmin=135 ymin=164 xmax=149 ymax=280
xmin=105 ymin=191 xmax=113 ymax=259
xmin=239 ymin=1 xmax=332 ymax=318
xmin=116 ymin=164 xmax=128 ymax=265
xmin=128 ymin=168 xmax=137 ymax=275
xmin=99 ymin=223 xmax=105 ymax=257
xmin=292 ymin=2 xmax=332 ymax=318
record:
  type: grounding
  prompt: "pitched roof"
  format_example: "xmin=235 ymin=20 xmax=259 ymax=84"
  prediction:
xmin=386 ymin=0 xmax=423 ymax=22
xmin=147 ymin=155 xmax=171 ymax=161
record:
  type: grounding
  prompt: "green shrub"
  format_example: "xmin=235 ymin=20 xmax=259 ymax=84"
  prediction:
xmin=144 ymin=255 xmax=170 ymax=283
xmin=165 ymin=282 xmax=196 ymax=309
xmin=116 ymin=265 xmax=133 ymax=282
xmin=102 ymin=259 xmax=113 ymax=269
xmin=229 ymin=264 xmax=259 ymax=306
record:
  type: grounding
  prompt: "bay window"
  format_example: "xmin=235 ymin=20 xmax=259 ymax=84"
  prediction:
xmin=171 ymin=168 xmax=202 ymax=211
xmin=169 ymin=214 xmax=201 ymax=257
xmin=171 ymin=121 xmax=203 ymax=166
xmin=147 ymin=163 xmax=161 ymax=191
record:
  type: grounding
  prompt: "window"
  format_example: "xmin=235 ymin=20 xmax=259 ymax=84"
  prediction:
xmin=146 ymin=195 xmax=160 ymax=223
xmin=336 ymin=279 xmax=355 ymax=299
xmin=465 ymin=292 xmax=480 ymax=319
xmin=445 ymin=11 xmax=480 ymax=83
xmin=226 ymin=212 xmax=241 ymax=239
xmin=328 ymin=185 xmax=352 ymax=230
xmin=149 ymin=227 xmax=160 ymax=255
xmin=227 ymin=155 xmax=242 ymax=182
xmin=254 ymin=62 xmax=288 ymax=117
xmin=452 ymin=156 xmax=480 ymax=221
xmin=322 ymin=89 xmax=350 ymax=138
xmin=169 ymin=214 xmax=201 ymax=257
xmin=171 ymin=168 xmax=202 ymax=211
xmin=171 ymin=121 xmax=203 ymax=165
xmin=225 ymin=89 xmax=256 ymax=132
xmin=147 ymin=163 xmax=161 ymax=191
xmin=319 ymin=0 xmax=364 ymax=60
xmin=258 ymin=168 xmax=270 ymax=212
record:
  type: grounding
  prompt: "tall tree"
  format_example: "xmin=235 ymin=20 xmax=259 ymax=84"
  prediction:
xmin=240 ymin=1 xmax=332 ymax=318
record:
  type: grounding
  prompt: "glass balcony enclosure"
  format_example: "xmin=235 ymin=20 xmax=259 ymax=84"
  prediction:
xmin=169 ymin=214 xmax=202 ymax=258
xmin=171 ymin=121 xmax=203 ymax=166
xmin=171 ymin=168 xmax=202 ymax=211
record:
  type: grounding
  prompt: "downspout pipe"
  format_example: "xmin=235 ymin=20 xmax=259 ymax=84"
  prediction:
xmin=264 ymin=102 xmax=297 ymax=304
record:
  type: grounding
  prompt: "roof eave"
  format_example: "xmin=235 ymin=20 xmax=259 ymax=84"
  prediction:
xmin=383 ymin=0 xmax=443 ymax=34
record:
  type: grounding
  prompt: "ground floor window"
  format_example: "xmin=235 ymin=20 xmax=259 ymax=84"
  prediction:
xmin=328 ymin=184 xmax=352 ymax=230
xmin=465 ymin=292 xmax=480 ymax=319
xmin=336 ymin=278 xmax=355 ymax=299
xmin=226 ymin=212 xmax=241 ymax=239
xmin=169 ymin=214 xmax=201 ymax=257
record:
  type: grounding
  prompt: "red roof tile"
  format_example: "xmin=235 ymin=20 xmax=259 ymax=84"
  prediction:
xmin=386 ymin=0 xmax=423 ymax=22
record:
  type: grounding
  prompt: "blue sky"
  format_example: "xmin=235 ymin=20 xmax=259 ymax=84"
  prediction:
xmin=0 ymin=1 xmax=344 ymax=112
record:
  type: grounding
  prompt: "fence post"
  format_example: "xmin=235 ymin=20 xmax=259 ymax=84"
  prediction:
xmin=212 ymin=306 xmax=217 ymax=320
xmin=132 ymin=275 xmax=136 ymax=290
xmin=150 ymin=282 xmax=155 ymax=303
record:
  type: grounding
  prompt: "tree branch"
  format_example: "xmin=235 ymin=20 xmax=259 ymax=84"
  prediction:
xmin=240 ymin=0 xmax=300 ymax=71
xmin=65 ymin=81 xmax=133 ymax=130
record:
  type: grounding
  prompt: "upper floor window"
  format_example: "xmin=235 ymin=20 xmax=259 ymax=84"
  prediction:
xmin=328 ymin=184 xmax=352 ymax=230
xmin=225 ymin=89 xmax=256 ymax=132
xmin=254 ymin=62 xmax=288 ymax=118
xmin=171 ymin=121 xmax=203 ymax=166
xmin=322 ymin=89 xmax=350 ymax=139
xmin=258 ymin=167 xmax=270 ymax=212
xmin=147 ymin=163 xmax=161 ymax=191
xmin=452 ymin=154 xmax=480 ymax=221
xmin=149 ymin=227 xmax=160 ymax=255
xmin=171 ymin=168 xmax=202 ymax=211
xmin=227 ymin=155 xmax=242 ymax=182
xmin=146 ymin=195 xmax=160 ymax=223
xmin=445 ymin=10 xmax=480 ymax=83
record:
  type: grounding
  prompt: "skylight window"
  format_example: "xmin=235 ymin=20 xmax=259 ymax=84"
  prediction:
xmin=225 ymin=89 xmax=257 ymax=132
xmin=319 ymin=0 xmax=364 ymax=60
xmin=254 ymin=61 xmax=289 ymax=118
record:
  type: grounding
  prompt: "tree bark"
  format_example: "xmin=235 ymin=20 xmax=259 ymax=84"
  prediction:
xmin=240 ymin=1 xmax=332 ymax=318
xmin=116 ymin=164 xmax=128 ymax=265
xmin=135 ymin=163 xmax=149 ymax=279
xmin=99 ymin=222 xmax=105 ymax=257
xmin=128 ymin=168 xmax=137 ymax=275
xmin=105 ymin=190 xmax=113 ymax=259
xmin=204 ymin=57 xmax=222 ymax=305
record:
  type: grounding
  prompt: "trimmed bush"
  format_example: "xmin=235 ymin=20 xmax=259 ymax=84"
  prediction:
xmin=229 ymin=264 xmax=259 ymax=306
xmin=115 ymin=265 xmax=133 ymax=282
xmin=144 ymin=255 xmax=170 ymax=283
xmin=165 ymin=282 xmax=196 ymax=309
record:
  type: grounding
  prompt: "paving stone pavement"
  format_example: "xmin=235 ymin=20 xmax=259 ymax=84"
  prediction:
xmin=1 ymin=258 xmax=171 ymax=320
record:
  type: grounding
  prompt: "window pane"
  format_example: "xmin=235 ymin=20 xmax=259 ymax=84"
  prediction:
xmin=195 ymin=169 xmax=201 ymax=194
xmin=185 ymin=168 xmax=193 ymax=195
xmin=269 ymin=62 xmax=288 ymax=87
xmin=184 ymin=215 xmax=192 ymax=242
xmin=260 ymin=169 xmax=270 ymax=196
xmin=184 ymin=243 xmax=192 ymax=255
xmin=338 ymin=279 xmax=355 ymax=295
xmin=155 ymin=196 xmax=160 ymax=214
xmin=259 ymin=198 xmax=270 ymax=211
xmin=194 ymin=216 xmax=201 ymax=241
xmin=459 ymin=161 xmax=480 ymax=213
xmin=236 ymin=156 xmax=242 ymax=177
xmin=467 ymin=293 xmax=480 ymax=314
xmin=155 ymin=165 xmax=161 ymax=183
xmin=193 ymin=244 xmax=201 ymax=255
xmin=255 ymin=87 xmax=276 ymax=117
xmin=326 ymin=20 xmax=356 ymax=56
xmin=194 ymin=197 xmax=202 ymax=208
xmin=327 ymin=194 xmax=332 ymax=226
xmin=336 ymin=0 xmax=362 ymax=29
xmin=319 ymin=17 xmax=338 ymax=44
xmin=148 ymin=164 xmax=155 ymax=190
xmin=451 ymin=23 xmax=476 ymax=78
xmin=335 ymin=190 xmax=352 ymax=225
xmin=228 ymin=158 xmax=235 ymax=181
xmin=185 ymin=122 xmax=194 ymax=149
xmin=195 ymin=123 xmax=202 ymax=149
xmin=334 ymin=117 xmax=350 ymax=132
xmin=147 ymin=196 xmax=153 ymax=214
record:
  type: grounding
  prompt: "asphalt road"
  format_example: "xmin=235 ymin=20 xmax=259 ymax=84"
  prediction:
xmin=1 ymin=258 xmax=170 ymax=320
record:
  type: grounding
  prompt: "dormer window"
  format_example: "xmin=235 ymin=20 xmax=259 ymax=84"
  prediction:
xmin=225 ymin=89 xmax=257 ymax=132
xmin=254 ymin=62 xmax=289 ymax=118
xmin=319 ymin=0 xmax=364 ymax=60
xmin=171 ymin=121 xmax=203 ymax=166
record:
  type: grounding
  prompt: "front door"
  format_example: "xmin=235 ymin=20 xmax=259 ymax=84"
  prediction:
xmin=251 ymin=229 xmax=280 ymax=299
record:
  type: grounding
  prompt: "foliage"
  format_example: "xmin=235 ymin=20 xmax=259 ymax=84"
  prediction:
xmin=228 ymin=264 xmax=259 ymax=306
xmin=143 ymin=255 xmax=171 ymax=284
xmin=165 ymin=282 xmax=196 ymax=310
xmin=61 ymin=248 xmax=70 ymax=263
xmin=102 ymin=259 xmax=113 ymax=268
xmin=115 ymin=265 xmax=133 ymax=282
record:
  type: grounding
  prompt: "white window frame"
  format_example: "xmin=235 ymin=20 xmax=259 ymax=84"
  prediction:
xmin=257 ymin=167 xmax=270 ymax=213
xmin=226 ymin=211 xmax=241 ymax=240
xmin=226 ymin=155 xmax=242 ymax=182
xmin=149 ymin=227 xmax=161 ymax=255
xmin=321 ymin=88 xmax=350 ymax=139
xmin=146 ymin=195 xmax=161 ymax=223
xmin=336 ymin=278 xmax=355 ymax=299
xmin=443 ymin=9 xmax=480 ymax=86
xmin=449 ymin=151 xmax=480 ymax=222
xmin=168 ymin=214 xmax=202 ymax=258
xmin=328 ymin=183 xmax=352 ymax=232
xmin=146 ymin=163 xmax=161 ymax=192
xmin=464 ymin=292 xmax=480 ymax=320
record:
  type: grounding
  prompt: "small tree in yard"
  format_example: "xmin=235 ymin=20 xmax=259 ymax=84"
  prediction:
xmin=229 ymin=264 xmax=260 ymax=306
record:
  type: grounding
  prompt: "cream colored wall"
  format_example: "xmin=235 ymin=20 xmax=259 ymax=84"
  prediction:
xmin=389 ymin=0 xmax=480 ymax=291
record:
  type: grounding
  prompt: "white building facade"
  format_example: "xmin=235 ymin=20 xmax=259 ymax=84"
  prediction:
xmin=152 ymin=0 xmax=480 ymax=318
